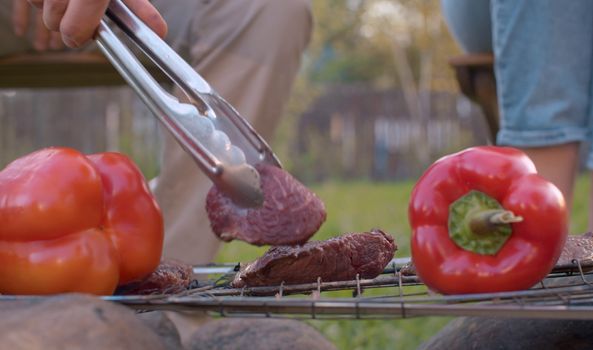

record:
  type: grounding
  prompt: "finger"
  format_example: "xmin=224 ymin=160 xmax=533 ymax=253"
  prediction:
xmin=43 ymin=0 xmax=68 ymax=32
xmin=12 ymin=0 xmax=30 ymax=36
xmin=49 ymin=31 xmax=64 ymax=50
xmin=123 ymin=0 xmax=167 ymax=38
xmin=27 ymin=0 xmax=43 ymax=9
xmin=59 ymin=0 xmax=109 ymax=48
xmin=34 ymin=8 xmax=50 ymax=51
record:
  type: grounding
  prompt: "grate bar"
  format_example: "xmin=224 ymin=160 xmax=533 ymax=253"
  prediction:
xmin=3 ymin=257 xmax=593 ymax=320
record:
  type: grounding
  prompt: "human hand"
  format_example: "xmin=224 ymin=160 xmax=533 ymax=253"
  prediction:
xmin=12 ymin=0 xmax=167 ymax=49
xmin=12 ymin=0 xmax=64 ymax=51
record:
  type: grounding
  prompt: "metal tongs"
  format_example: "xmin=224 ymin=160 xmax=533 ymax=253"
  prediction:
xmin=95 ymin=0 xmax=281 ymax=208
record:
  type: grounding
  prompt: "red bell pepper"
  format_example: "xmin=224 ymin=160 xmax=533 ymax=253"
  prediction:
xmin=0 ymin=147 xmax=163 ymax=295
xmin=409 ymin=146 xmax=568 ymax=294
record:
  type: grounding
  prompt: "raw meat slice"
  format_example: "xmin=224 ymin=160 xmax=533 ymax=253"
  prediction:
xmin=206 ymin=164 xmax=326 ymax=246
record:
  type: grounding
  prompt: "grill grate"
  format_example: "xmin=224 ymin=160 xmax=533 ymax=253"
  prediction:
xmin=117 ymin=258 xmax=593 ymax=319
xmin=3 ymin=258 xmax=593 ymax=320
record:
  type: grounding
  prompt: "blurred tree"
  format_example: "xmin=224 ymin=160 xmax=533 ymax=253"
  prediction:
xmin=307 ymin=0 xmax=458 ymax=89
xmin=308 ymin=0 xmax=397 ymax=84
xmin=366 ymin=0 xmax=462 ymax=163
xmin=275 ymin=0 xmax=462 ymax=179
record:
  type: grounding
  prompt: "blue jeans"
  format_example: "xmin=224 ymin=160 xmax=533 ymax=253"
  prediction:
xmin=492 ymin=0 xmax=593 ymax=168
xmin=440 ymin=0 xmax=492 ymax=53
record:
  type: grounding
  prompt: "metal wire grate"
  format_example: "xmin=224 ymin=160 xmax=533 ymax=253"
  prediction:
xmin=3 ymin=258 xmax=593 ymax=320
xmin=105 ymin=258 xmax=593 ymax=320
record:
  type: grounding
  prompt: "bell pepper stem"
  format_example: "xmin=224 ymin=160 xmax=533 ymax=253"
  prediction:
xmin=449 ymin=191 xmax=520 ymax=255
xmin=470 ymin=209 xmax=523 ymax=236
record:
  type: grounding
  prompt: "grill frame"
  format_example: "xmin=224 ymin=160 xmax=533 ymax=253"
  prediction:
xmin=4 ymin=257 xmax=591 ymax=320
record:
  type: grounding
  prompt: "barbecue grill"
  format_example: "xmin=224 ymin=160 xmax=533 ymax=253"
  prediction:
xmin=4 ymin=257 xmax=589 ymax=321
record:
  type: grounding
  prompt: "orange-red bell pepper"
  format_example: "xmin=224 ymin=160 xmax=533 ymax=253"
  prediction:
xmin=0 ymin=147 xmax=163 ymax=295
xmin=409 ymin=146 xmax=568 ymax=294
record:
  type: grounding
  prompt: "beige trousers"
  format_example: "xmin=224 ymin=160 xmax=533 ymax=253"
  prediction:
xmin=151 ymin=0 xmax=313 ymax=265
xmin=1 ymin=0 xmax=312 ymax=265
xmin=148 ymin=1 xmax=313 ymax=345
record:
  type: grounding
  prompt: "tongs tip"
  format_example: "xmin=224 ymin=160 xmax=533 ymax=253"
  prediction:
xmin=219 ymin=164 xmax=264 ymax=208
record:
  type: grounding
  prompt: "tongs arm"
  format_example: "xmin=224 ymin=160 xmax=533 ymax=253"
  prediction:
xmin=103 ymin=0 xmax=281 ymax=168
xmin=96 ymin=21 xmax=217 ymax=173
xmin=95 ymin=0 xmax=282 ymax=207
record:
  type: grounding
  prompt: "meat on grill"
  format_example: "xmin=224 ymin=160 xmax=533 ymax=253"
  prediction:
xmin=557 ymin=232 xmax=593 ymax=270
xmin=399 ymin=261 xmax=416 ymax=276
xmin=231 ymin=229 xmax=396 ymax=288
xmin=115 ymin=259 xmax=193 ymax=295
xmin=206 ymin=164 xmax=326 ymax=246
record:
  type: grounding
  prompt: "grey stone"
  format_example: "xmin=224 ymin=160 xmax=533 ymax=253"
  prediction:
xmin=187 ymin=318 xmax=336 ymax=350
xmin=420 ymin=317 xmax=593 ymax=350
xmin=0 ymin=293 xmax=169 ymax=350
xmin=138 ymin=311 xmax=184 ymax=350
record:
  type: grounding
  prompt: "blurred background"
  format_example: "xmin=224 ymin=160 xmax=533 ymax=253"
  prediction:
xmin=0 ymin=0 xmax=509 ymax=349
xmin=0 ymin=0 xmax=492 ymax=177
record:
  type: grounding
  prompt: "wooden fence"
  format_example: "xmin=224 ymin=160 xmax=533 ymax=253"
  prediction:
xmin=0 ymin=87 xmax=162 ymax=178
xmin=1 ymin=85 xmax=490 ymax=182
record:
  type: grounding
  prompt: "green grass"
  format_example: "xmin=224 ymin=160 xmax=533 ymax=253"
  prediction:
xmin=571 ymin=175 xmax=590 ymax=234
xmin=215 ymin=175 xmax=591 ymax=350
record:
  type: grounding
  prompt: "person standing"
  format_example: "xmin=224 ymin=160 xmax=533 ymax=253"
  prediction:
xmin=4 ymin=0 xmax=312 ymax=265
xmin=3 ymin=0 xmax=313 ymax=345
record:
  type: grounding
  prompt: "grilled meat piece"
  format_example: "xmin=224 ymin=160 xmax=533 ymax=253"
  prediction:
xmin=556 ymin=232 xmax=593 ymax=270
xmin=206 ymin=164 xmax=326 ymax=246
xmin=231 ymin=229 xmax=396 ymax=288
xmin=115 ymin=259 xmax=193 ymax=295
xmin=399 ymin=261 xmax=416 ymax=276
